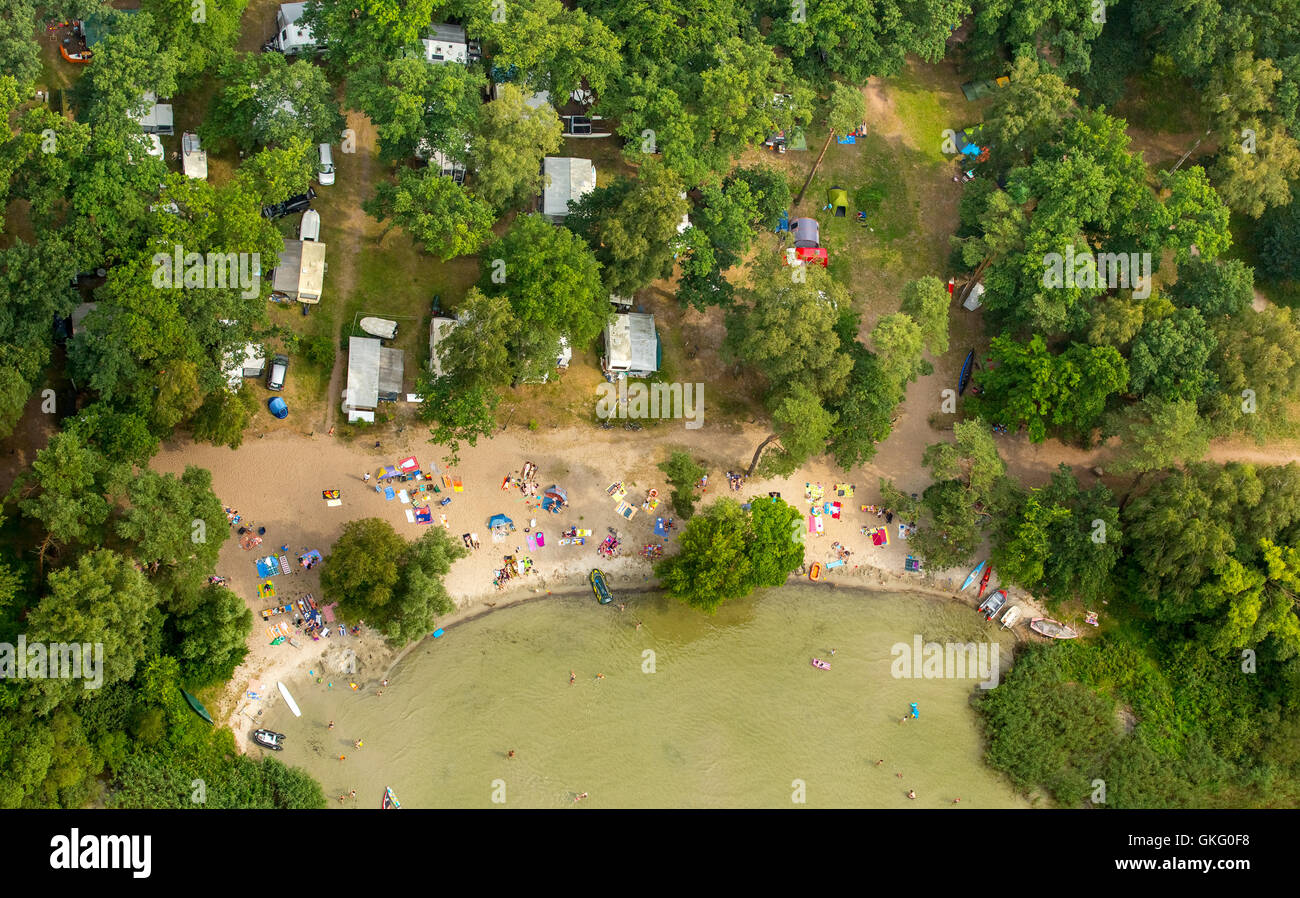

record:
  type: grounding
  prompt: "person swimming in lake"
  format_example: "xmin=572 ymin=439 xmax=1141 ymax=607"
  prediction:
xmin=328 ymin=720 xmax=335 ymax=730
xmin=907 ymin=790 xmax=916 ymax=800
xmin=569 ymin=670 xmax=576 ymax=684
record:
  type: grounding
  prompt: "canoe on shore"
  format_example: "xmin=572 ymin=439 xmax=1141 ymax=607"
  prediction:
xmin=1030 ymin=617 xmax=1078 ymax=639
xmin=960 ymin=560 xmax=986 ymax=591
xmin=382 ymin=786 xmax=401 ymax=809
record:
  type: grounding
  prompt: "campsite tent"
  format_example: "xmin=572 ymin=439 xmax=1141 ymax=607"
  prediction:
xmin=828 ymin=187 xmax=848 ymax=217
xmin=488 ymin=513 xmax=514 ymax=529
xmin=541 ymin=485 xmax=569 ymax=513
xmin=792 ymin=218 xmax=820 ymax=248
xmin=268 ymin=397 xmax=289 ymax=418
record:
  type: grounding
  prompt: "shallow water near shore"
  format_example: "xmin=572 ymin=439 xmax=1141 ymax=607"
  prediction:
xmin=268 ymin=585 xmax=1030 ymax=808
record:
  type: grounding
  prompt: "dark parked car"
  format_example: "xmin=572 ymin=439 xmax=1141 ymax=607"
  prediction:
xmin=261 ymin=187 xmax=316 ymax=220
xmin=267 ymin=354 xmax=289 ymax=391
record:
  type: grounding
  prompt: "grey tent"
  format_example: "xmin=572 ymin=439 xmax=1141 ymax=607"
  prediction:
xmin=792 ymin=218 xmax=820 ymax=248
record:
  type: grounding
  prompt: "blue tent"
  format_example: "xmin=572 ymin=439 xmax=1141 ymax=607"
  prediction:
xmin=488 ymin=513 xmax=513 ymax=529
xmin=268 ymin=397 xmax=288 ymax=419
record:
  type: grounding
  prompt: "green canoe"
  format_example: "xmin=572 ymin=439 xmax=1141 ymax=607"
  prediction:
xmin=181 ymin=689 xmax=214 ymax=725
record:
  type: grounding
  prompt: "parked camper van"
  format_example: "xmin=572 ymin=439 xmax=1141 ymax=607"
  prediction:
xmin=317 ymin=143 xmax=335 ymax=186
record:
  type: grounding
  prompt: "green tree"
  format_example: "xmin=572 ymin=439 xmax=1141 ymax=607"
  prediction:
xmin=899 ymin=276 xmax=951 ymax=356
xmin=25 ymin=550 xmax=159 ymax=716
xmin=1211 ymin=121 xmax=1300 ymax=218
xmin=825 ymin=81 xmax=866 ymax=136
xmin=468 ymin=83 xmax=562 ymax=210
xmin=366 ymin=166 xmax=496 ymax=261
xmin=658 ymin=451 xmax=706 ymax=518
xmin=206 ymin=53 xmax=344 ymax=152
xmin=385 ymin=528 xmax=467 ymax=645
xmin=728 ymin=256 xmax=852 ymax=400
xmin=481 ymin=213 xmax=608 ymax=352
xmin=170 ymin=585 xmax=252 ymax=687
xmin=140 ymin=0 xmax=247 ymax=81
xmin=190 ymin=384 xmax=259 ymax=450
xmin=1169 ymin=258 xmax=1254 ymax=317
xmin=346 ymin=56 xmax=483 ymax=164
xmin=303 ymin=0 xmax=438 ymax=68
xmin=467 ymin=0 xmax=623 ymax=99
xmin=870 ymin=313 xmax=926 ymax=390
xmin=655 ymin=497 xmax=803 ymax=613
xmin=827 ymin=346 xmax=897 ymax=469
xmin=0 ymin=0 xmax=41 ymax=88
xmin=17 ymin=432 xmax=118 ymax=562
xmin=1205 ymin=306 xmax=1300 ymax=439
xmin=320 ymin=518 xmax=407 ymax=623
xmin=980 ymin=56 xmax=1078 ymax=174
xmin=566 ymin=161 xmax=689 ymax=297
xmin=1106 ymin=397 xmax=1210 ymax=475
xmin=1128 ymin=308 xmax=1217 ymax=402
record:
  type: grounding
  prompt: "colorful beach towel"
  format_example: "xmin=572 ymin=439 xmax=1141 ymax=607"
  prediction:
xmin=384 ymin=486 xmax=396 ymax=501
xmin=398 ymin=490 xmax=410 ymax=504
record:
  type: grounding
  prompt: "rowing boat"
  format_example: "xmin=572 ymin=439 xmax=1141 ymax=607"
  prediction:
xmin=1000 ymin=605 xmax=1021 ymax=629
xmin=1030 ymin=617 xmax=1079 ymax=639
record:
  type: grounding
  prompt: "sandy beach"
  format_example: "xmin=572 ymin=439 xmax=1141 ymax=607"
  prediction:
xmin=153 ymin=417 xmax=1050 ymax=750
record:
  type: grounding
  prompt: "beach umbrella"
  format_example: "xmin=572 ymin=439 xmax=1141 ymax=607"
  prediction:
xmin=268 ymin=396 xmax=288 ymax=419
xmin=488 ymin=513 xmax=513 ymax=529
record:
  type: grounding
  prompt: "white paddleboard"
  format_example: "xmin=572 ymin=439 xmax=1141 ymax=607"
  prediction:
xmin=278 ymin=681 xmax=302 ymax=717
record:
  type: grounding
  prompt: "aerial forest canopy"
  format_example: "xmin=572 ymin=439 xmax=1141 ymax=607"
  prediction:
xmin=0 ymin=0 xmax=1299 ymax=812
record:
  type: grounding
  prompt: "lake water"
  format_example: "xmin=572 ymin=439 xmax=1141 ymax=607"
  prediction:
xmin=267 ymin=585 xmax=1029 ymax=808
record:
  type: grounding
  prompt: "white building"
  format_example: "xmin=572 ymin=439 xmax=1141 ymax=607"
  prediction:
xmin=540 ymin=156 xmax=596 ymax=223
xmin=344 ymin=336 xmax=405 ymax=421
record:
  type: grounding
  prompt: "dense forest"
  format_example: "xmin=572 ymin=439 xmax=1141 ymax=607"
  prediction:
xmin=1 ymin=0 xmax=1300 ymax=807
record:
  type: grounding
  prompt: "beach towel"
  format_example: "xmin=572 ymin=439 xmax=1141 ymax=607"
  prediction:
xmin=440 ymin=514 xmax=449 ymax=529
xmin=527 ymin=534 xmax=537 ymax=551
xmin=399 ymin=490 xmax=410 ymax=504
xmin=898 ymin=524 xmax=908 ymax=539
xmin=814 ymin=517 xmax=825 ymax=535
xmin=322 ymin=603 xmax=337 ymax=624
xmin=327 ymin=498 xmax=342 ymax=507
xmin=278 ymin=554 xmax=291 ymax=573
xmin=655 ymin=518 xmax=667 ymax=536
xmin=442 ymin=475 xmax=452 ymax=491
xmin=453 ymin=477 xmax=464 ymax=492
xmin=832 ymin=502 xmax=842 ymax=519
xmin=385 ymin=486 xmax=396 ymax=501
xmin=397 ymin=456 xmax=419 ymax=472
xmin=808 ymin=515 xmax=816 ymax=534
xmin=405 ymin=509 xmax=416 ymax=523
xmin=536 ymin=531 xmax=545 ymax=547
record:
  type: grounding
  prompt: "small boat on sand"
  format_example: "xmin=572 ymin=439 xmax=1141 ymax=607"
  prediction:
xmin=961 ymin=560 xmax=986 ymax=591
xmin=253 ymin=729 xmax=285 ymax=751
xmin=1000 ymin=605 xmax=1021 ymax=629
xmin=980 ymin=589 xmax=1008 ymax=621
xmin=808 ymin=561 xmax=825 ymax=581
xmin=959 ymin=349 xmax=974 ymax=395
xmin=811 ymin=658 xmax=831 ymax=670
xmin=977 ymin=565 xmax=993 ymax=598
xmin=382 ymin=786 xmax=401 ymax=809
xmin=590 ymin=568 xmax=613 ymax=605
xmin=359 ymin=316 xmax=398 ymax=339
xmin=1030 ymin=617 xmax=1079 ymax=639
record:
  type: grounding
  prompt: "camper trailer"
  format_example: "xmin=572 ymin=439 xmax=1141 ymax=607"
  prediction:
xmin=271 ymin=2 xmax=319 ymax=55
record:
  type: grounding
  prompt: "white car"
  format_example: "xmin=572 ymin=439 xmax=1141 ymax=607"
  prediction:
xmin=317 ymin=143 xmax=335 ymax=186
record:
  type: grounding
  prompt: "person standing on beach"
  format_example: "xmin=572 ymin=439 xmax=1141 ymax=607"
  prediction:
xmin=569 ymin=670 xmax=576 ymax=685
xmin=328 ymin=720 xmax=335 ymax=730
xmin=364 ymin=472 xmax=371 ymax=482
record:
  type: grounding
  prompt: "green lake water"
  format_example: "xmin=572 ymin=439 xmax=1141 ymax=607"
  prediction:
xmin=267 ymin=585 xmax=1030 ymax=808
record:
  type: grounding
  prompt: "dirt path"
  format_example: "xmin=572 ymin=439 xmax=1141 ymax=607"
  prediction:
xmin=321 ymin=110 xmax=379 ymax=432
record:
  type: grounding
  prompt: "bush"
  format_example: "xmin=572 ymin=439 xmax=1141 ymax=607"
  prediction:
xmin=301 ymin=334 xmax=336 ymax=368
